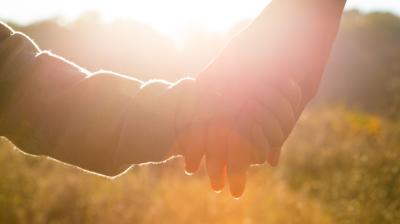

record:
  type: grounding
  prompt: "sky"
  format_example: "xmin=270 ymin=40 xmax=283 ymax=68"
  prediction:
xmin=1 ymin=0 xmax=400 ymax=36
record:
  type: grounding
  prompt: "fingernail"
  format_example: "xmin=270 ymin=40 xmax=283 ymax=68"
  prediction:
xmin=229 ymin=181 xmax=245 ymax=199
xmin=267 ymin=149 xmax=281 ymax=167
xmin=211 ymin=180 xmax=224 ymax=192
xmin=185 ymin=164 xmax=198 ymax=174
xmin=185 ymin=170 xmax=194 ymax=176
xmin=214 ymin=189 xmax=222 ymax=194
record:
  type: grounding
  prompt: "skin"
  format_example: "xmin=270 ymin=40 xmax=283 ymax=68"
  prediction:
xmin=182 ymin=0 xmax=348 ymax=198
xmin=0 ymin=0 xmax=347 ymax=198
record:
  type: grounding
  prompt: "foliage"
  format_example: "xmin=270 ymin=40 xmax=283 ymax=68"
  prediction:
xmin=0 ymin=107 xmax=399 ymax=223
xmin=283 ymin=107 xmax=400 ymax=224
xmin=320 ymin=11 xmax=400 ymax=115
xmin=0 ymin=138 xmax=328 ymax=224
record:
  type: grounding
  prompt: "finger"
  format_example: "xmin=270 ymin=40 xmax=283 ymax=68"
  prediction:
xmin=250 ymin=124 xmax=270 ymax=165
xmin=205 ymin=120 xmax=228 ymax=192
xmin=184 ymin=123 xmax=206 ymax=174
xmin=227 ymin=131 xmax=251 ymax=198
xmin=254 ymin=87 xmax=296 ymax=137
xmin=174 ymin=81 xmax=209 ymax=174
xmin=250 ymin=102 xmax=285 ymax=148
xmin=277 ymin=78 xmax=302 ymax=114
xmin=249 ymin=103 xmax=283 ymax=166
xmin=227 ymin=116 xmax=252 ymax=198
xmin=267 ymin=147 xmax=281 ymax=167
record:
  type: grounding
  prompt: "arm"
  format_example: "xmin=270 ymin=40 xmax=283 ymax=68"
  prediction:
xmin=191 ymin=0 xmax=347 ymax=197
xmin=252 ymin=0 xmax=347 ymax=104
xmin=196 ymin=0 xmax=348 ymax=147
xmin=0 ymin=22 xmax=203 ymax=177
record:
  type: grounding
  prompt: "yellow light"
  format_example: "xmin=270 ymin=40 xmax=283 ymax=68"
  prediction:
xmin=93 ymin=0 xmax=270 ymax=37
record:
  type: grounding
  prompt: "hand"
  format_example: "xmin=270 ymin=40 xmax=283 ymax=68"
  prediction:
xmin=201 ymin=79 xmax=303 ymax=198
xmin=174 ymin=76 xmax=303 ymax=198
xmin=179 ymin=2 xmax=309 ymax=197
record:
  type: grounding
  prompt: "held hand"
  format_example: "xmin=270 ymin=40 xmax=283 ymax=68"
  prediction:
xmin=176 ymin=76 xmax=303 ymax=198
xmin=180 ymin=1 xmax=312 ymax=197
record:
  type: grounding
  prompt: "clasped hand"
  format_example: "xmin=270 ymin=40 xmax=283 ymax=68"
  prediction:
xmin=173 ymin=28 xmax=305 ymax=198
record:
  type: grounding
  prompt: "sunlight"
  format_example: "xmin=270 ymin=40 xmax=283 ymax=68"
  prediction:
xmin=0 ymin=0 xmax=270 ymax=39
xmin=95 ymin=0 xmax=270 ymax=36
xmin=2 ymin=0 xmax=400 ymax=39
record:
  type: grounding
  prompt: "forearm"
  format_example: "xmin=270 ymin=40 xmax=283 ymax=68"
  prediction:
xmin=254 ymin=0 xmax=347 ymax=101
xmin=196 ymin=0 xmax=347 ymax=118
xmin=0 ymin=22 xmax=196 ymax=176
xmin=0 ymin=23 xmax=87 ymax=143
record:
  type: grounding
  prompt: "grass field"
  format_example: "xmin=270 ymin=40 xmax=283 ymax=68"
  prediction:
xmin=1 ymin=106 xmax=399 ymax=224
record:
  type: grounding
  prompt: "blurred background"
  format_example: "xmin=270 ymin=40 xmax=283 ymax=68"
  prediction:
xmin=1 ymin=0 xmax=400 ymax=223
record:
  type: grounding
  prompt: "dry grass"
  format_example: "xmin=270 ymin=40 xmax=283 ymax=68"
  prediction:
xmin=0 ymin=106 xmax=399 ymax=224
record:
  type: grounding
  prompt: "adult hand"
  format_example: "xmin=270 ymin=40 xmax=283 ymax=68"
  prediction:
xmin=198 ymin=77 xmax=303 ymax=198
xmin=175 ymin=65 xmax=304 ymax=198
xmin=181 ymin=1 xmax=315 ymax=198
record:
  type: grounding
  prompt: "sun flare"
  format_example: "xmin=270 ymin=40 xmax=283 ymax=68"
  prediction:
xmin=2 ymin=0 xmax=400 ymax=39
xmin=1 ymin=0 xmax=273 ymax=37
xmin=93 ymin=0 xmax=270 ymax=37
